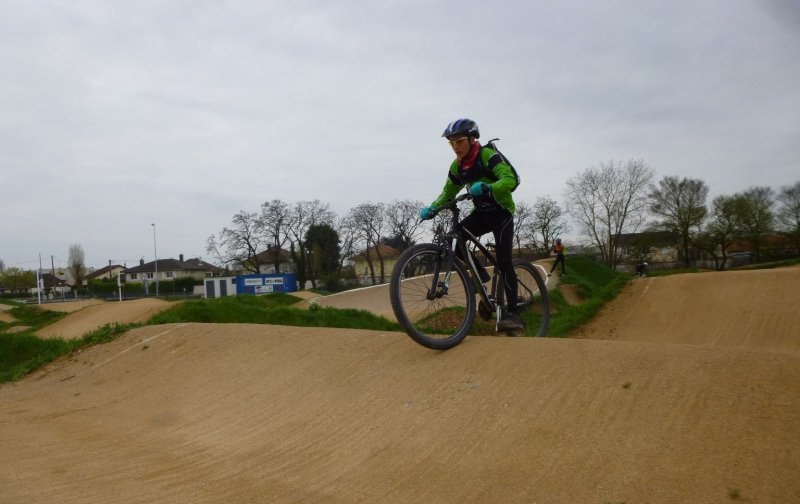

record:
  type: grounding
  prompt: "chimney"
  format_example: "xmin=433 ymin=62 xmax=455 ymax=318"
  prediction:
xmin=180 ymin=253 xmax=184 ymax=262
xmin=140 ymin=258 xmax=145 ymax=266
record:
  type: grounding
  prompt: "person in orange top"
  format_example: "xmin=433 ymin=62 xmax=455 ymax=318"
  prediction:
xmin=548 ymin=238 xmax=566 ymax=277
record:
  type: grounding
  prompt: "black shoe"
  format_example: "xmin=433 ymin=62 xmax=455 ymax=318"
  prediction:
xmin=497 ymin=312 xmax=524 ymax=332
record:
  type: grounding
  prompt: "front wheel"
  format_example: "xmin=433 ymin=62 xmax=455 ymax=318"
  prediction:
xmin=390 ymin=244 xmax=476 ymax=350
xmin=512 ymin=259 xmax=550 ymax=336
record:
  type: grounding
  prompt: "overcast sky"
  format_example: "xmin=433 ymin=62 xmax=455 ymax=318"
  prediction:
xmin=2 ymin=0 xmax=798 ymax=270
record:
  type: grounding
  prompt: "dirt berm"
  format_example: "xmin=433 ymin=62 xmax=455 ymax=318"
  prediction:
xmin=1 ymin=268 xmax=799 ymax=503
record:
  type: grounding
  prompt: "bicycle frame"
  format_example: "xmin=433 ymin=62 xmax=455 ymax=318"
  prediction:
xmin=431 ymin=194 xmax=504 ymax=314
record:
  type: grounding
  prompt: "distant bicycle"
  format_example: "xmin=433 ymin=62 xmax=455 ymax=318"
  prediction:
xmin=389 ymin=193 xmax=550 ymax=350
xmin=635 ymin=262 xmax=649 ymax=278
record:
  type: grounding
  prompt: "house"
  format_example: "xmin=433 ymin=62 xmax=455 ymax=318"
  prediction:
xmin=728 ymin=234 xmax=796 ymax=257
xmin=350 ymin=244 xmax=401 ymax=285
xmin=616 ymin=231 xmax=680 ymax=263
xmin=124 ymin=254 xmax=223 ymax=285
xmin=85 ymin=264 xmax=127 ymax=282
xmin=247 ymin=245 xmax=295 ymax=274
xmin=31 ymin=273 xmax=70 ymax=297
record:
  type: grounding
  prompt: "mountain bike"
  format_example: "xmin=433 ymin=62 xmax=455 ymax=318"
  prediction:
xmin=389 ymin=193 xmax=550 ymax=350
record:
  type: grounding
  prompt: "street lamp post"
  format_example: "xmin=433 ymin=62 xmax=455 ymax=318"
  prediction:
xmin=151 ymin=223 xmax=159 ymax=297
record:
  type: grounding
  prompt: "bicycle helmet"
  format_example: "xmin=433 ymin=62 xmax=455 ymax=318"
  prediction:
xmin=442 ymin=118 xmax=480 ymax=139
xmin=556 ymin=238 xmax=562 ymax=244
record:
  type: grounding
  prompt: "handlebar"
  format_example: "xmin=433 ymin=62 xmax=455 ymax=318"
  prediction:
xmin=428 ymin=192 xmax=472 ymax=219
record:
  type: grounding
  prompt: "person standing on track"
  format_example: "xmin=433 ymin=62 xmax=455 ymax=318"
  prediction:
xmin=418 ymin=118 xmax=524 ymax=332
xmin=548 ymin=238 xmax=566 ymax=277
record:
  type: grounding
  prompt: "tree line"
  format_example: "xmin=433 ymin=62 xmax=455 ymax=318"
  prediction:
xmin=564 ymin=159 xmax=800 ymax=270
xmin=205 ymin=161 xmax=798 ymax=289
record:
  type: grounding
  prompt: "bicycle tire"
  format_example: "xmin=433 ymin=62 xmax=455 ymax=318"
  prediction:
xmin=390 ymin=243 xmax=476 ymax=350
xmin=512 ymin=259 xmax=550 ymax=336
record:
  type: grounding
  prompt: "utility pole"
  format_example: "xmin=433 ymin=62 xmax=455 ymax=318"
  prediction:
xmin=151 ymin=223 xmax=159 ymax=297
xmin=37 ymin=253 xmax=43 ymax=304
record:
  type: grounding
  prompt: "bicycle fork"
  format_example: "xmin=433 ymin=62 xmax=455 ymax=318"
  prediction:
xmin=426 ymin=239 xmax=458 ymax=300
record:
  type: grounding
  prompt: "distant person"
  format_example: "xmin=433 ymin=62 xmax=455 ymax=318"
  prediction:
xmin=548 ymin=238 xmax=566 ymax=277
xmin=636 ymin=261 xmax=649 ymax=278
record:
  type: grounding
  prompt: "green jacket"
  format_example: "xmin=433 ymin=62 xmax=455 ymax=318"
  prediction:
xmin=431 ymin=146 xmax=517 ymax=213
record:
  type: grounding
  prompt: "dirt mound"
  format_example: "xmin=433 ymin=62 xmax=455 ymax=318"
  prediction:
xmin=35 ymin=298 xmax=174 ymax=340
xmin=35 ymin=299 xmax=104 ymax=313
xmin=304 ymin=283 xmax=396 ymax=319
xmin=573 ymin=267 xmax=800 ymax=354
xmin=1 ymin=323 xmax=798 ymax=503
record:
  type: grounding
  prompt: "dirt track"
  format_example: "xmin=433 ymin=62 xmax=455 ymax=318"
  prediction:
xmin=36 ymin=298 xmax=173 ymax=340
xmin=1 ymin=268 xmax=800 ymax=503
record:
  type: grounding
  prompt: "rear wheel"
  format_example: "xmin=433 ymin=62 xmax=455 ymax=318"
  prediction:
xmin=390 ymin=244 xmax=476 ymax=350
xmin=512 ymin=259 xmax=550 ymax=336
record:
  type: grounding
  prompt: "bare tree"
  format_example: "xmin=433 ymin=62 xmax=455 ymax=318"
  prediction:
xmin=648 ymin=176 xmax=709 ymax=267
xmin=335 ymin=214 xmax=359 ymax=276
xmin=206 ymin=210 xmax=267 ymax=273
xmin=385 ymin=199 xmax=426 ymax=252
xmin=348 ymin=202 xmax=388 ymax=284
xmin=527 ymin=196 xmax=570 ymax=255
xmin=68 ymin=244 xmax=87 ymax=288
xmin=565 ymin=159 xmax=655 ymax=269
xmin=513 ymin=201 xmax=534 ymax=257
xmin=776 ymin=181 xmax=800 ymax=254
xmin=737 ymin=186 xmax=774 ymax=262
xmin=259 ymin=199 xmax=293 ymax=273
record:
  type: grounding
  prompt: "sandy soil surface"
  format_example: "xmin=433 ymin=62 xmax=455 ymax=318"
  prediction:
xmin=557 ymin=283 xmax=583 ymax=305
xmin=573 ymin=267 xmax=800 ymax=355
xmin=287 ymin=290 xmax=321 ymax=301
xmin=0 ymin=303 xmax=15 ymax=323
xmin=1 ymin=268 xmax=799 ymax=503
xmin=35 ymin=298 xmax=173 ymax=340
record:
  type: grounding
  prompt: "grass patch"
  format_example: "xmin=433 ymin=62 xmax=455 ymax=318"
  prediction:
xmin=0 ymin=332 xmax=76 ymax=382
xmin=148 ymin=294 xmax=401 ymax=332
xmin=542 ymin=256 xmax=630 ymax=337
xmin=8 ymin=305 xmax=68 ymax=329
xmin=0 ymin=322 xmax=138 ymax=382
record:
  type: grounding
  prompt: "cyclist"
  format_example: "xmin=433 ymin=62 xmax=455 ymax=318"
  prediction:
xmin=419 ymin=118 xmax=523 ymax=331
xmin=548 ymin=238 xmax=566 ymax=277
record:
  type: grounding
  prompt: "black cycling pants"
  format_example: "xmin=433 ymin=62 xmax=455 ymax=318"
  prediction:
xmin=458 ymin=208 xmax=518 ymax=313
